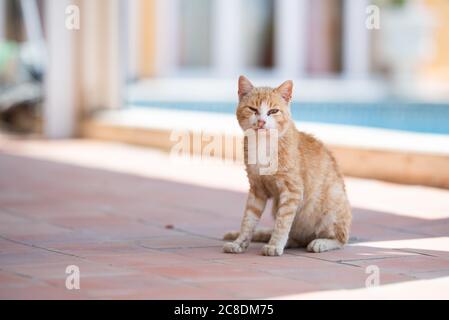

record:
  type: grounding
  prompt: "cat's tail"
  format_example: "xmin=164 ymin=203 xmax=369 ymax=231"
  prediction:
xmin=223 ymin=231 xmax=239 ymax=241
xmin=223 ymin=228 xmax=272 ymax=243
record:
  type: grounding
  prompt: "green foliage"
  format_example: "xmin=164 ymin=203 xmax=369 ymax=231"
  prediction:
xmin=390 ymin=0 xmax=407 ymax=6
xmin=374 ymin=0 xmax=407 ymax=7
xmin=0 ymin=41 xmax=19 ymax=72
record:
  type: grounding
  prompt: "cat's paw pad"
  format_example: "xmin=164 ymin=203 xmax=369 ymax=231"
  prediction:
xmin=223 ymin=242 xmax=245 ymax=254
xmin=223 ymin=231 xmax=239 ymax=241
xmin=261 ymin=244 xmax=283 ymax=256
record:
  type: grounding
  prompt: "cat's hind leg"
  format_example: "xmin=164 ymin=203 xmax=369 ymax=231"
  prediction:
xmin=223 ymin=231 xmax=239 ymax=241
xmin=285 ymin=237 xmax=301 ymax=248
xmin=306 ymin=239 xmax=342 ymax=253
xmin=223 ymin=228 xmax=272 ymax=243
xmin=252 ymin=228 xmax=272 ymax=242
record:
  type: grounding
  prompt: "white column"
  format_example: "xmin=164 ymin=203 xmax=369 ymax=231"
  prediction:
xmin=343 ymin=0 xmax=371 ymax=78
xmin=108 ymin=0 xmax=126 ymax=108
xmin=80 ymin=0 xmax=101 ymax=111
xmin=127 ymin=0 xmax=139 ymax=81
xmin=44 ymin=0 xmax=79 ymax=138
xmin=274 ymin=0 xmax=309 ymax=78
xmin=80 ymin=0 xmax=124 ymax=111
xmin=20 ymin=0 xmax=44 ymax=42
xmin=154 ymin=0 xmax=178 ymax=76
xmin=212 ymin=0 xmax=241 ymax=77
xmin=0 ymin=0 xmax=6 ymax=41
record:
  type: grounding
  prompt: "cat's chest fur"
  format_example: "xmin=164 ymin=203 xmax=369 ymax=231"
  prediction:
xmin=245 ymin=139 xmax=298 ymax=199
xmin=246 ymin=164 xmax=283 ymax=198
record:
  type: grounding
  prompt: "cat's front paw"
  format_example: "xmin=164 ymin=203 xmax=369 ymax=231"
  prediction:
xmin=223 ymin=241 xmax=246 ymax=254
xmin=262 ymin=244 xmax=284 ymax=256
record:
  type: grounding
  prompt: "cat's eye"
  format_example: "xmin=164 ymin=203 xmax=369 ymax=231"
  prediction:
xmin=268 ymin=108 xmax=280 ymax=115
xmin=247 ymin=107 xmax=259 ymax=115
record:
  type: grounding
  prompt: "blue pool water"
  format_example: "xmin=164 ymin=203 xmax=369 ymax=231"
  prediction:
xmin=127 ymin=100 xmax=449 ymax=135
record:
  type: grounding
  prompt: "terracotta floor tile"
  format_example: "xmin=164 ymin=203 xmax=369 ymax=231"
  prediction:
xmin=350 ymin=255 xmax=449 ymax=278
xmin=0 ymin=271 xmax=35 ymax=288
xmin=141 ymin=262 xmax=270 ymax=283
xmin=137 ymin=235 xmax=223 ymax=250
xmin=2 ymin=260 xmax=133 ymax=282
xmin=288 ymin=245 xmax=418 ymax=263
xmin=198 ymin=278 xmax=320 ymax=299
xmin=86 ymin=250 xmax=195 ymax=269
xmin=1 ymin=140 xmax=449 ymax=299
xmin=0 ymin=284 xmax=90 ymax=300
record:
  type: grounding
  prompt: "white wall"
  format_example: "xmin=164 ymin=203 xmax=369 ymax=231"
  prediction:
xmin=44 ymin=0 xmax=79 ymax=138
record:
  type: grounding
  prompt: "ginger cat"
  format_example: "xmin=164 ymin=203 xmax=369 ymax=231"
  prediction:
xmin=223 ymin=76 xmax=351 ymax=256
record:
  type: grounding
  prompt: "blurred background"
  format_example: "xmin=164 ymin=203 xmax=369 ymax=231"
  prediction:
xmin=0 ymin=0 xmax=449 ymax=188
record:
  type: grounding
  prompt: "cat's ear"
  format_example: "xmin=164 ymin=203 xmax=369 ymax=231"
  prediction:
xmin=238 ymin=75 xmax=254 ymax=100
xmin=276 ymin=80 xmax=293 ymax=103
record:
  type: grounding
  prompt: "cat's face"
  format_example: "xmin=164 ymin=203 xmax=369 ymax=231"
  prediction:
xmin=236 ymin=76 xmax=293 ymax=135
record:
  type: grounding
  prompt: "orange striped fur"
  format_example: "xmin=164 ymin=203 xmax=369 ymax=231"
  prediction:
xmin=223 ymin=76 xmax=352 ymax=256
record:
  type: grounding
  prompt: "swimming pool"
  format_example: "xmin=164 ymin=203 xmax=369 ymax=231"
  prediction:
xmin=127 ymin=100 xmax=449 ymax=135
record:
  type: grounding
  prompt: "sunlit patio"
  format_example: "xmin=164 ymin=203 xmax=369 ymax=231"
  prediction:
xmin=1 ymin=134 xmax=448 ymax=299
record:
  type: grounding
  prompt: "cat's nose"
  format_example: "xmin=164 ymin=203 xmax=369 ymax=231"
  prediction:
xmin=257 ymin=120 xmax=266 ymax=128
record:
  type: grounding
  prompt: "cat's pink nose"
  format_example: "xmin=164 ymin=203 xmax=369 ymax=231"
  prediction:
xmin=257 ymin=120 xmax=266 ymax=128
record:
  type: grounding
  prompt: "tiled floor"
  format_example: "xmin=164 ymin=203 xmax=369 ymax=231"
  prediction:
xmin=1 ymin=135 xmax=449 ymax=299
